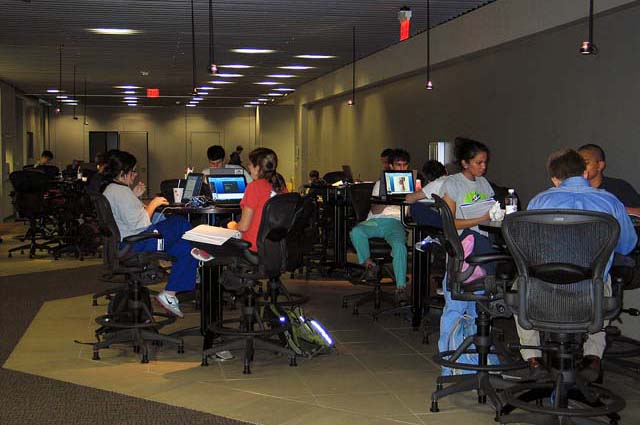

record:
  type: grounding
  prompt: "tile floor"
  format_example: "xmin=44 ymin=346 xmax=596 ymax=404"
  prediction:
xmin=4 ymin=275 xmax=640 ymax=425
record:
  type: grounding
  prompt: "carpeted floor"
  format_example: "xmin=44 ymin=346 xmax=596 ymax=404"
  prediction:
xmin=0 ymin=265 xmax=249 ymax=425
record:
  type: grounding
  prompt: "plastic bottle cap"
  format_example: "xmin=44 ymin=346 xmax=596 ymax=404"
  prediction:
xmin=508 ymin=189 xmax=515 ymax=194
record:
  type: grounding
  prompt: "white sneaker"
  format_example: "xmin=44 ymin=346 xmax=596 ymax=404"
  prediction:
xmin=156 ymin=291 xmax=184 ymax=318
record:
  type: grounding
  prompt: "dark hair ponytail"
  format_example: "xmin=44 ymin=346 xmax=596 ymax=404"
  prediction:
xmin=248 ymin=147 xmax=283 ymax=193
xmin=102 ymin=150 xmax=137 ymax=182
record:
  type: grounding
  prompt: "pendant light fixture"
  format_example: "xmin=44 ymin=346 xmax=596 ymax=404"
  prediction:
xmin=425 ymin=0 xmax=433 ymax=90
xmin=207 ymin=0 xmax=217 ymax=75
xmin=72 ymin=65 xmax=78 ymax=120
xmin=190 ymin=0 xmax=198 ymax=94
xmin=580 ymin=0 xmax=598 ymax=55
xmin=347 ymin=26 xmax=356 ymax=106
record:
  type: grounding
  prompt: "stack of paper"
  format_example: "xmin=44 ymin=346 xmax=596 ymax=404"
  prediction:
xmin=182 ymin=224 xmax=241 ymax=246
xmin=459 ymin=199 xmax=496 ymax=219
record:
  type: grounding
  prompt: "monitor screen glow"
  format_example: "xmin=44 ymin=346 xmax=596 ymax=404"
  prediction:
xmin=208 ymin=175 xmax=247 ymax=200
xmin=384 ymin=171 xmax=414 ymax=195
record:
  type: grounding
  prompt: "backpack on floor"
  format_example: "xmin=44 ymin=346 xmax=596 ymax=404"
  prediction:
xmin=267 ymin=304 xmax=335 ymax=358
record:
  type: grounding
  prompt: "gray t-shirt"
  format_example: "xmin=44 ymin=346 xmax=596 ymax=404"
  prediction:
xmin=103 ymin=182 xmax=151 ymax=240
xmin=440 ymin=173 xmax=494 ymax=219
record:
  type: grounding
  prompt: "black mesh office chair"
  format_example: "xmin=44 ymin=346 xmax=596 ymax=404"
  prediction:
xmin=199 ymin=193 xmax=304 ymax=374
xmin=430 ymin=194 xmax=524 ymax=414
xmin=341 ymin=183 xmax=398 ymax=314
xmin=8 ymin=170 xmax=56 ymax=258
xmin=499 ymin=210 xmax=625 ymax=425
xmin=322 ymin=171 xmax=347 ymax=186
xmin=88 ymin=194 xmax=183 ymax=363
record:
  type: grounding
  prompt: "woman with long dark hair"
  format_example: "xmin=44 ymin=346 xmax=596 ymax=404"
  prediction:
xmin=229 ymin=147 xmax=286 ymax=251
xmin=102 ymin=150 xmax=196 ymax=318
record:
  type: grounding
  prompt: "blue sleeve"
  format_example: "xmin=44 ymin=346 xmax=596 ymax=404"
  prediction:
xmin=614 ymin=203 xmax=638 ymax=255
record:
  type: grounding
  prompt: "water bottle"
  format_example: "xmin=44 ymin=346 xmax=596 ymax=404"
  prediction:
xmin=505 ymin=189 xmax=518 ymax=215
xmin=76 ymin=165 xmax=83 ymax=181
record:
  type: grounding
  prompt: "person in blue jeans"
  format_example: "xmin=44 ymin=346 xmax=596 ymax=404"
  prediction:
xmin=350 ymin=149 xmax=410 ymax=303
xmin=102 ymin=150 xmax=197 ymax=318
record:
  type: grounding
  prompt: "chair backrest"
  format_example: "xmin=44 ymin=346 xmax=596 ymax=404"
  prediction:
xmin=160 ymin=179 xmax=181 ymax=201
xmin=9 ymin=170 xmax=51 ymax=218
xmin=348 ymin=182 xmax=375 ymax=223
xmin=431 ymin=194 xmax=480 ymax=299
xmin=502 ymin=209 xmax=620 ymax=334
xmin=256 ymin=192 xmax=301 ymax=277
xmin=89 ymin=193 xmax=122 ymax=270
xmin=286 ymin=195 xmax=316 ymax=270
xmin=322 ymin=171 xmax=347 ymax=185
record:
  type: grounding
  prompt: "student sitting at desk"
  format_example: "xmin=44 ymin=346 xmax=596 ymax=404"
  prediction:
xmin=202 ymin=144 xmax=253 ymax=183
xmin=228 ymin=148 xmax=286 ymax=251
xmin=102 ymin=150 xmax=197 ymax=318
xmin=406 ymin=160 xmax=448 ymax=227
xmin=350 ymin=148 xmax=410 ymax=303
xmin=517 ymin=148 xmax=637 ymax=380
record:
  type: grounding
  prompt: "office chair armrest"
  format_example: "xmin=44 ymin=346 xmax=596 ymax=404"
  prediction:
xmin=466 ymin=253 xmax=513 ymax=265
xmin=123 ymin=232 xmax=162 ymax=244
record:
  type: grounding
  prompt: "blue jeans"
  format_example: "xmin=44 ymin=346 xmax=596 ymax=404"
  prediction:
xmin=133 ymin=215 xmax=197 ymax=292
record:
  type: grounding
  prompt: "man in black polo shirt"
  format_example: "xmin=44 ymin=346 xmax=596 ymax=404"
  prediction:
xmin=578 ymin=144 xmax=640 ymax=216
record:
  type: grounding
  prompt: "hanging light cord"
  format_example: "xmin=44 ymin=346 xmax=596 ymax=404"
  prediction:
xmin=427 ymin=0 xmax=431 ymax=81
xmin=352 ymin=26 xmax=356 ymax=104
xmin=73 ymin=65 xmax=77 ymax=118
xmin=191 ymin=0 xmax=197 ymax=91
xmin=83 ymin=78 xmax=88 ymax=124
xmin=209 ymin=0 xmax=214 ymax=66
xmin=588 ymin=0 xmax=594 ymax=45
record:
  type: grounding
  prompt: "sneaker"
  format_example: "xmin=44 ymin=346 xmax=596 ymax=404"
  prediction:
xmin=190 ymin=247 xmax=214 ymax=262
xmin=502 ymin=357 xmax=548 ymax=382
xmin=360 ymin=263 xmax=380 ymax=282
xmin=395 ymin=287 xmax=409 ymax=305
xmin=156 ymin=291 xmax=184 ymax=318
xmin=578 ymin=355 xmax=602 ymax=383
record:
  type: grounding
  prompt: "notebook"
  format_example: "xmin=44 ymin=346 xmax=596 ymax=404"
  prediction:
xmin=182 ymin=224 xmax=241 ymax=246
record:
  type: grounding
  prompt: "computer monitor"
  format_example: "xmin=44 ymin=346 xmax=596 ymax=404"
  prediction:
xmin=382 ymin=170 xmax=415 ymax=197
xmin=181 ymin=173 xmax=204 ymax=203
xmin=207 ymin=167 xmax=246 ymax=176
xmin=208 ymin=175 xmax=247 ymax=201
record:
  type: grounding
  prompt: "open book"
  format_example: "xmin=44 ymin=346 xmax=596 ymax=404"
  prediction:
xmin=459 ymin=198 xmax=495 ymax=219
xmin=182 ymin=224 xmax=241 ymax=246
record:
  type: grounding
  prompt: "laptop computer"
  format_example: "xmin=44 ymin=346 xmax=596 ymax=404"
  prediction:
xmin=379 ymin=170 xmax=416 ymax=200
xmin=207 ymin=167 xmax=246 ymax=176
xmin=169 ymin=173 xmax=203 ymax=206
xmin=208 ymin=174 xmax=247 ymax=205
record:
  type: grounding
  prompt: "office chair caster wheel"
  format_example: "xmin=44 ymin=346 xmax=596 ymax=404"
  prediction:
xmin=178 ymin=344 xmax=184 ymax=354
xmin=289 ymin=356 xmax=297 ymax=367
xmin=92 ymin=350 xmax=100 ymax=361
xmin=430 ymin=400 xmax=439 ymax=413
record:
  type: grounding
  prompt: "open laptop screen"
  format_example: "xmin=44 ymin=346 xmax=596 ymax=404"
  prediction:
xmin=384 ymin=171 xmax=414 ymax=195
xmin=208 ymin=175 xmax=247 ymax=201
xmin=181 ymin=173 xmax=203 ymax=202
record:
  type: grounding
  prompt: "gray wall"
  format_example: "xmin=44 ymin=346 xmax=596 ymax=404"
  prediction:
xmin=301 ymin=3 xmax=640 ymax=205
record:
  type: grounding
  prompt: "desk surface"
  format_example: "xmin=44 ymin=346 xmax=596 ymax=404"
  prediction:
xmin=158 ymin=204 xmax=241 ymax=214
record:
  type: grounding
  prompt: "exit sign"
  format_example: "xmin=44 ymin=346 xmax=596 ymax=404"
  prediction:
xmin=147 ymin=88 xmax=160 ymax=98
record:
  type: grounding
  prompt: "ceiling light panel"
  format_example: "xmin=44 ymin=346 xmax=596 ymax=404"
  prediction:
xmin=231 ymin=48 xmax=275 ymax=54
xmin=218 ymin=64 xmax=253 ymax=69
xmin=266 ymin=74 xmax=296 ymax=78
xmin=279 ymin=65 xmax=315 ymax=70
xmin=88 ymin=28 xmax=141 ymax=35
xmin=254 ymin=81 xmax=281 ymax=85
xmin=215 ymin=73 xmax=244 ymax=78
xmin=295 ymin=54 xmax=336 ymax=59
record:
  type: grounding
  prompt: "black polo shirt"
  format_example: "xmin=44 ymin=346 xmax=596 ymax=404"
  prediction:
xmin=598 ymin=176 xmax=640 ymax=208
